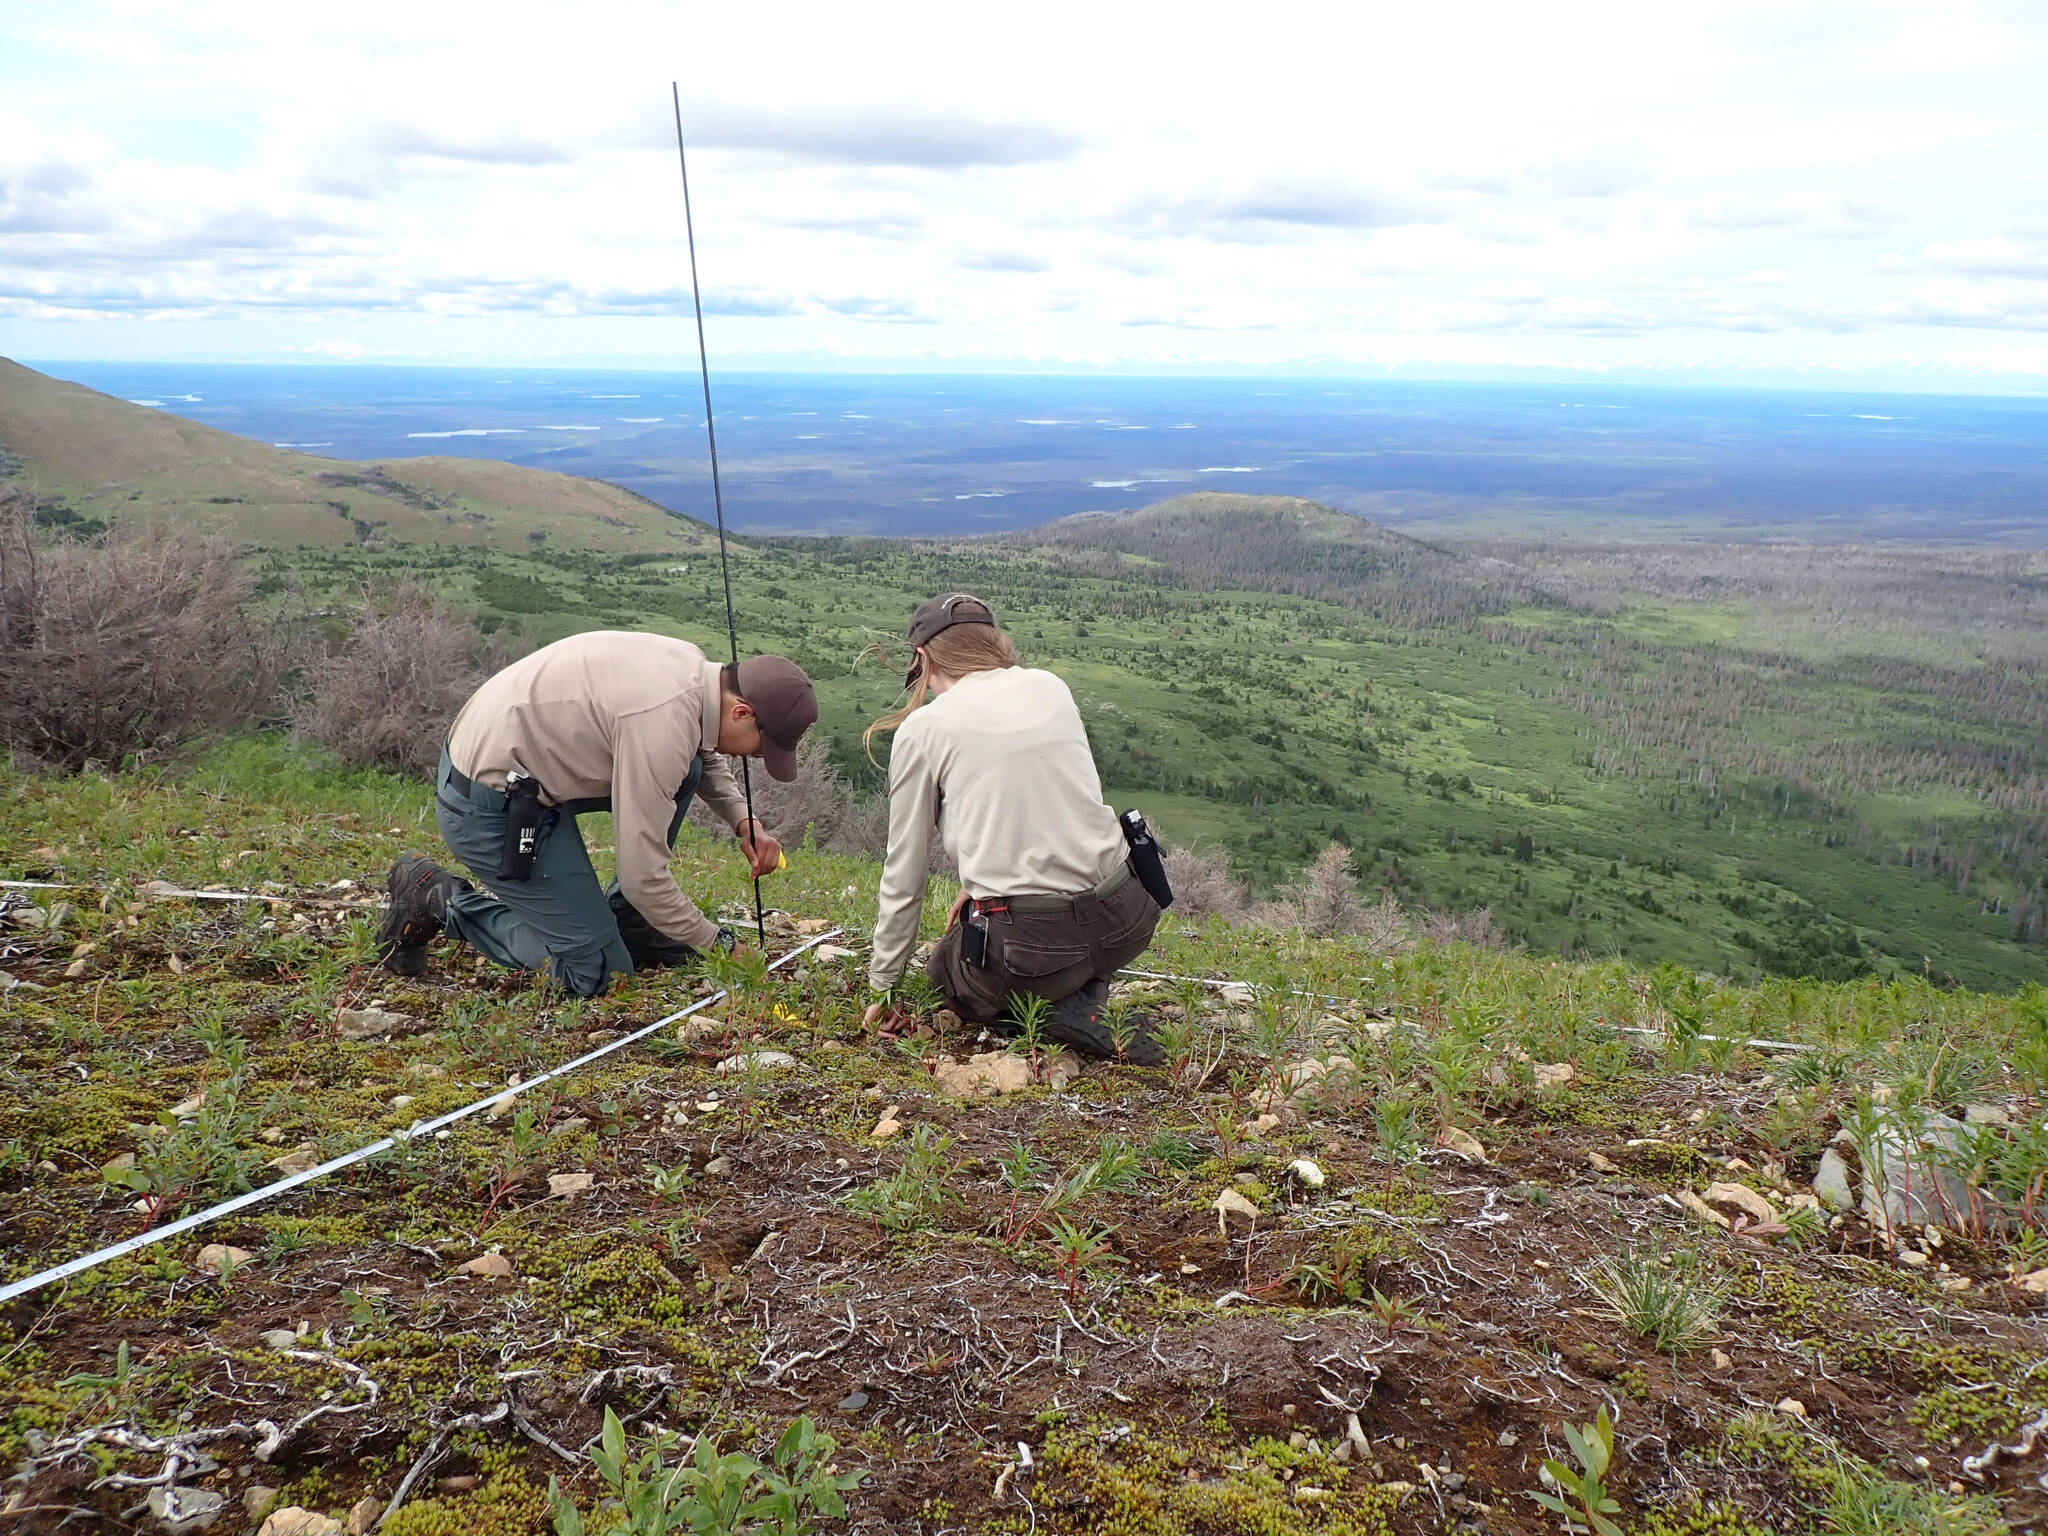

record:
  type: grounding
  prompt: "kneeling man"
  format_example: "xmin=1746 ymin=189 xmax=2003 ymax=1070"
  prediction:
xmin=375 ymin=630 xmax=817 ymax=995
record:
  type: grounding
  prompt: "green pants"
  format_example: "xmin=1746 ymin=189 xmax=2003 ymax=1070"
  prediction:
xmin=433 ymin=747 xmax=703 ymax=997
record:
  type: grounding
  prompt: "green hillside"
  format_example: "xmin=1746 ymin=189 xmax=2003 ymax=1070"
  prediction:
xmin=0 ymin=357 xmax=707 ymax=552
xmin=260 ymin=506 xmax=2048 ymax=991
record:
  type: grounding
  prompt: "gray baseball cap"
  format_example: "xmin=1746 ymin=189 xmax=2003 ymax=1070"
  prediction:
xmin=905 ymin=593 xmax=995 ymax=685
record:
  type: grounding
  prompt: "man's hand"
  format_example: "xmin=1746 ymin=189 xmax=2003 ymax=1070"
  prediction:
xmin=736 ymin=819 xmax=783 ymax=879
xmin=947 ymin=890 xmax=972 ymax=929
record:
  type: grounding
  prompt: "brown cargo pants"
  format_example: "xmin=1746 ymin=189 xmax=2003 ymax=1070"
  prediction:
xmin=927 ymin=869 xmax=1161 ymax=1025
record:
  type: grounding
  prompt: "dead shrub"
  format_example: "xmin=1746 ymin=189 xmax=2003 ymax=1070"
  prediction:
xmin=1419 ymin=905 xmax=1510 ymax=951
xmin=293 ymin=582 xmax=510 ymax=775
xmin=0 ymin=499 xmax=276 ymax=771
xmin=690 ymin=733 xmax=856 ymax=848
xmin=1162 ymin=842 xmax=1250 ymax=923
xmin=1292 ymin=843 xmax=1365 ymax=937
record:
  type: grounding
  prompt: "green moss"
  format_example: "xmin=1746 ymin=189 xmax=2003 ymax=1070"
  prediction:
xmin=1634 ymin=1495 xmax=1777 ymax=1536
xmin=1033 ymin=1423 xmax=1396 ymax=1536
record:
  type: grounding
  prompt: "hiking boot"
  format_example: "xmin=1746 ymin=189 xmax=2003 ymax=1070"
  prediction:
xmin=1043 ymin=978 xmax=1166 ymax=1066
xmin=376 ymin=855 xmax=471 ymax=976
xmin=608 ymin=890 xmax=708 ymax=971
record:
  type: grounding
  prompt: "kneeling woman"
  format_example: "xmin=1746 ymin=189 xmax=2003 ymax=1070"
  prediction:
xmin=863 ymin=593 xmax=1163 ymax=1062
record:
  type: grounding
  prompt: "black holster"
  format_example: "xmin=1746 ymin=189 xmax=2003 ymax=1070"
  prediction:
xmin=1119 ymin=809 xmax=1174 ymax=910
xmin=498 ymin=772 xmax=545 ymax=881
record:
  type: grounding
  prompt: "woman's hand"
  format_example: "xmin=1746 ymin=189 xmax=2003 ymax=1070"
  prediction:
xmin=736 ymin=819 xmax=783 ymax=878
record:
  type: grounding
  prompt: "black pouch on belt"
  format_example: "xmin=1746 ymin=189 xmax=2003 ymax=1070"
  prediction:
xmin=498 ymin=771 xmax=545 ymax=881
xmin=1119 ymin=808 xmax=1175 ymax=910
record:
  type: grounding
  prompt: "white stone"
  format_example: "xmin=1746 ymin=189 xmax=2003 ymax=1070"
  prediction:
xmin=715 ymin=1050 xmax=799 ymax=1074
xmin=934 ymin=1051 xmax=1033 ymax=1098
xmin=258 ymin=1508 xmax=344 ymax=1536
xmin=335 ymin=1007 xmax=417 ymax=1041
xmin=1702 ymin=1181 xmax=1778 ymax=1226
xmin=1438 ymin=1128 xmax=1487 ymax=1162
xmin=1289 ymin=1158 xmax=1327 ymax=1189
xmin=460 ymin=1252 xmax=514 ymax=1278
xmin=547 ymin=1172 xmax=594 ymax=1198
xmin=195 ymin=1244 xmax=254 ymax=1275
xmin=1214 ymin=1188 xmax=1260 ymax=1231
xmin=1533 ymin=1062 xmax=1576 ymax=1092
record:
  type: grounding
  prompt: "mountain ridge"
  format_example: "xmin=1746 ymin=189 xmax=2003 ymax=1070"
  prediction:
xmin=0 ymin=357 xmax=710 ymax=552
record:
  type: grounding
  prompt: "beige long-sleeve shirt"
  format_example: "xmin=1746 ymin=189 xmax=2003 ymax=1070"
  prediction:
xmin=446 ymin=631 xmax=750 ymax=950
xmin=869 ymin=666 xmax=1126 ymax=991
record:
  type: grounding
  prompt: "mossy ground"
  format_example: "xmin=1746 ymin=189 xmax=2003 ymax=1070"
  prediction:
xmin=4 ymin=744 xmax=2048 ymax=1533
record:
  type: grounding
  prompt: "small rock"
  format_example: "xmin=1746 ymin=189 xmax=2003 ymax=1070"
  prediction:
xmin=1214 ymin=1187 xmax=1260 ymax=1232
xmin=484 ymin=1092 xmax=520 ymax=1120
xmin=389 ymin=1095 xmax=415 ymax=1111
xmin=460 ymin=1252 xmax=514 ymax=1279
xmin=933 ymin=1007 xmax=963 ymax=1033
xmin=170 ymin=1092 xmax=207 ymax=1119
xmin=555 ymin=1116 xmax=589 ymax=1134
xmin=1533 ymin=1062 xmax=1575 ymax=1092
xmin=703 ymin=1156 xmax=733 ymax=1178
xmin=715 ymin=1049 xmax=799 ymax=1074
xmin=196 ymin=1244 xmax=254 ymax=1275
xmin=870 ymin=1112 xmax=903 ymax=1141
xmin=1940 ymin=1275 xmax=1972 ymax=1292
xmin=1812 ymin=1144 xmax=1857 ymax=1212
xmin=260 ymin=1127 xmax=286 ymax=1144
xmin=35 ymin=1159 xmax=58 ymax=1175
xmin=258 ymin=1509 xmax=343 ymax=1536
xmin=836 ymin=1389 xmax=870 ymax=1411
xmin=814 ymin=943 xmax=855 ymax=962
xmin=267 ymin=1148 xmax=320 ymax=1177
xmin=1496 ymin=1430 xmax=1518 ymax=1448
xmin=436 ymin=1476 xmax=477 ymax=1495
xmin=1702 ymin=1181 xmax=1778 ymax=1226
xmin=1179 ymin=1261 xmax=1202 ymax=1275
xmin=242 ymin=1486 xmax=278 ymax=1521
xmin=335 ymin=1007 xmax=417 ymax=1041
xmin=679 ymin=1015 xmax=723 ymax=1046
xmin=1676 ymin=1190 xmax=1730 ymax=1229
xmin=2014 ymin=1268 xmax=2048 ymax=1294
xmin=103 ymin=1151 xmax=137 ymax=1172
xmin=1896 ymin=1248 xmax=1930 ymax=1268
xmin=1438 ymin=1127 xmax=1487 ymax=1162
xmin=1043 ymin=1050 xmax=1084 ymax=1090
xmin=1963 ymin=1103 xmax=2012 ymax=1128
xmin=933 ymin=1051 xmax=1034 ymax=1098
xmin=1587 ymin=1150 xmax=1619 ymax=1174
xmin=345 ymin=1496 xmax=382 ymax=1536
xmin=261 ymin=1328 xmax=299 ymax=1351
xmin=1711 ymin=1348 xmax=1733 ymax=1371
xmin=1240 ymin=1112 xmax=1284 ymax=1139
xmin=149 ymin=1485 xmax=225 ymax=1533
xmin=1289 ymin=1158 xmax=1327 ymax=1189
xmin=1776 ymin=1398 xmax=1807 ymax=1419
xmin=0 ymin=969 xmax=49 ymax=992
xmin=547 ymin=1172 xmax=595 ymax=1198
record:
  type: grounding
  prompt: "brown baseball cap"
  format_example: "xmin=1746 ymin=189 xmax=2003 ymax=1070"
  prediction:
xmin=904 ymin=592 xmax=996 ymax=686
xmin=734 ymin=655 xmax=818 ymax=782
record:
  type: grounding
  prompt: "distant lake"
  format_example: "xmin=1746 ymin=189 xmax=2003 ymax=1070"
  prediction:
xmin=28 ymin=363 xmax=2048 ymax=542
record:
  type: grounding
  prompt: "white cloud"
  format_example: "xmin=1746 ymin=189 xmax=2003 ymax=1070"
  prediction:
xmin=1 ymin=0 xmax=2046 ymax=381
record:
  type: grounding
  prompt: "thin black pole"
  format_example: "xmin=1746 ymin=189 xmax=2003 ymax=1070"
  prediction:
xmin=673 ymin=82 xmax=766 ymax=948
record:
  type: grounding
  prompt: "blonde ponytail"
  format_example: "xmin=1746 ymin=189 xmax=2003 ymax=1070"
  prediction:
xmin=862 ymin=623 xmax=1020 ymax=764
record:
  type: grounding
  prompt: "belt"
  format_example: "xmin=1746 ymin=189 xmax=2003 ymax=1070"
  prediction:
xmin=441 ymin=756 xmax=609 ymax=817
xmin=977 ymin=860 xmax=1130 ymax=915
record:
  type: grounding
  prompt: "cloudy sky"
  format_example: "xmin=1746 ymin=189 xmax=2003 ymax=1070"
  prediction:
xmin=4 ymin=0 xmax=2047 ymax=388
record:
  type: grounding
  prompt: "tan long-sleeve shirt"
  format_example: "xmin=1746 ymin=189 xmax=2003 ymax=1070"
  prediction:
xmin=869 ymin=666 xmax=1126 ymax=992
xmin=446 ymin=631 xmax=750 ymax=950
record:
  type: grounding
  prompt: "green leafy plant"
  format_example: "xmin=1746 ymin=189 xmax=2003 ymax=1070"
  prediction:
xmin=1587 ymin=1245 xmax=1728 ymax=1353
xmin=845 ymin=1126 xmax=956 ymax=1232
xmin=1529 ymin=1405 xmax=1624 ymax=1536
xmin=1040 ymin=1215 xmax=1119 ymax=1305
xmin=549 ymin=1406 xmax=866 ymax=1536
xmin=644 ymin=1161 xmax=694 ymax=1204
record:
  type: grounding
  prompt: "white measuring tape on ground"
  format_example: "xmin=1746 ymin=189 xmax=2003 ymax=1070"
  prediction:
xmin=0 ymin=927 xmax=843 ymax=1306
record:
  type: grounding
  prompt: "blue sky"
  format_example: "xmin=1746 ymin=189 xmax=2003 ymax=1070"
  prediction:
xmin=3 ymin=0 xmax=2047 ymax=390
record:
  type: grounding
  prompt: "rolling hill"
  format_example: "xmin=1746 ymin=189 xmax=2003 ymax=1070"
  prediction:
xmin=0 ymin=357 xmax=708 ymax=553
